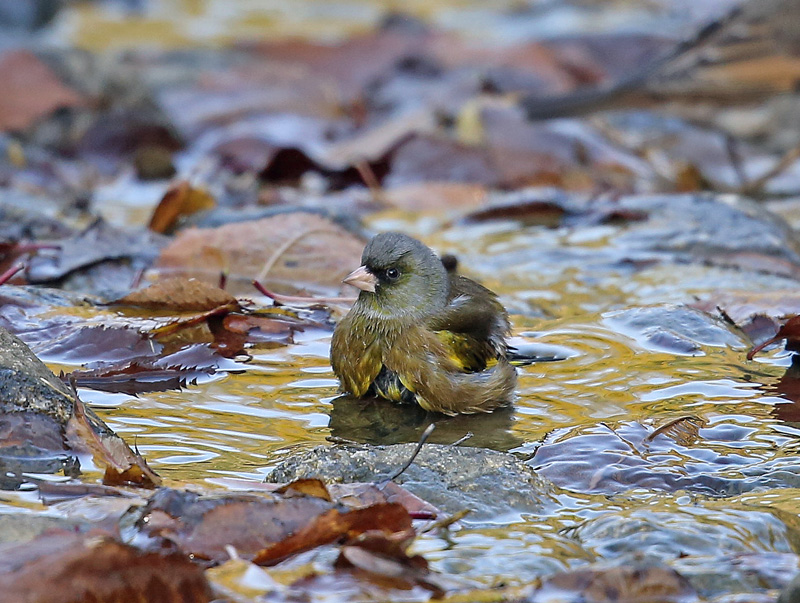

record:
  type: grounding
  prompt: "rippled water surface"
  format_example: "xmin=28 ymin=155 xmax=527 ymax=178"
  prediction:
xmin=8 ymin=0 xmax=799 ymax=596
xmin=37 ymin=212 xmax=798 ymax=593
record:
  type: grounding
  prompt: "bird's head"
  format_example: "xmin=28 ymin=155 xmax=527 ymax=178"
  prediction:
xmin=343 ymin=232 xmax=448 ymax=319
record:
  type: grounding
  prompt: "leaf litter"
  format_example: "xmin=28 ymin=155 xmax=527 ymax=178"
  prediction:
xmin=4 ymin=1 xmax=800 ymax=601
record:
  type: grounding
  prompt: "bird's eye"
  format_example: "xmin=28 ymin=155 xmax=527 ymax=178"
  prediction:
xmin=385 ymin=268 xmax=400 ymax=281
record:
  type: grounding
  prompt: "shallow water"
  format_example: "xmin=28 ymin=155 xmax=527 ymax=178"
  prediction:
xmin=28 ymin=210 xmax=797 ymax=594
xmin=8 ymin=0 xmax=800 ymax=596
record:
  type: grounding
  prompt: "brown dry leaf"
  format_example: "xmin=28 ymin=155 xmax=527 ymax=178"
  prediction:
xmin=534 ymin=564 xmax=696 ymax=603
xmin=0 ymin=50 xmax=86 ymax=132
xmin=336 ymin=534 xmax=445 ymax=599
xmin=0 ymin=530 xmax=212 ymax=603
xmin=148 ymin=181 xmax=216 ymax=234
xmin=253 ymin=502 xmax=413 ymax=566
xmin=276 ymin=478 xmax=333 ymax=501
xmin=203 ymin=478 xmax=439 ymax=517
xmin=644 ymin=416 xmax=707 ymax=447
xmin=154 ymin=212 xmax=364 ymax=294
xmin=65 ymin=397 xmax=161 ymax=488
xmin=136 ymin=488 xmax=336 ymax=563
xmin=329 ymin=482 xmax=439 ymax=519
xmin=114 ymin=277 xmax=238 ymax=312
xmin=691 ymin=291 xmax=800 ymax=327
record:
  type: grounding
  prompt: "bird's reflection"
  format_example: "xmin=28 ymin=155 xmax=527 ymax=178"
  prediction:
xmin=760 ymin=355 xmax=800 ymax=423
xmin=327 ymin=394 xmax=523 ymax=452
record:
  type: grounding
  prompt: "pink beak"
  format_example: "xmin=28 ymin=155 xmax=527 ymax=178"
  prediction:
xmin=342 ymin=265 xmax=377 ymax=293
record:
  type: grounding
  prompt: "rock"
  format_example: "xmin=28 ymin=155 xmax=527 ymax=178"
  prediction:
xmin=267 ymin=443 xmax=557 ymax=521
xmin=0 ymin=326 xmax=148 ymax=488
xmin=0 ymin=326 xmax=75 ymax=423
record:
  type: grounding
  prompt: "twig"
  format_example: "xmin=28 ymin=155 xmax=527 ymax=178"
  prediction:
xmin=0 ymin=262 xmax=24 ymax=286
xmin=252 ymin=279 xmax=356 ymax=305
xmin=255 ymin=227 xmax=334 ymax=283
xmin=724 ymin=134 xmax=748 ymax=189
xmin=522 ymin=4 xmax=745 ymax=119
xmin=420 ymin=509 xmax=471 ymax=533
xmin=449 ymin=432 xmax=473 ymax=447
xmin=744 ymin=145 xmax=800 ymax=196
xmin=355 ymin=160 xmax=384 ymax=205
xmin=129 ymin=266 xmax=145 ymax=290
xmin=388 ymin=423 xmax=436 ymax=481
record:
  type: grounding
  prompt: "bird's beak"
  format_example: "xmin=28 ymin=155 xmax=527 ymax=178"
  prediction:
xmin=342 ymin=265 xmax=377 ymax=293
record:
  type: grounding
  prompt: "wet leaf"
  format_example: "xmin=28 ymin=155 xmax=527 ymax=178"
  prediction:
xmin=461 ymin=197 xmax=569 ymax=227
xmin=276 ymin=478 xmax=333 ymax=501
xmin=114 ymin=277 xmax=238 ymax=312
xmin=203 ymin=477 xmax=439 ymax=518
xmin=67 ymin=343 xmax=226 ymax=395
xmin=65 ymin=397 xmax=161 ymax=488
xmin=31 ymin=324 xmax=157 ymax=365
xmin=0 ymin=530 xmax=213 ymax=603
xmin=644 ymin=416 xmax=707 ymax=447
xmin=154 ymin=211 xmax=364 ymax=294
xmin=383 ymin=182 xmax=489 ymax=212
xmin=26 ymin=218 xmax=166 ymax=285
xmin=0 ymin=50 xmax=86 ymax=132
xmin=335 ymin=532 xmax=445 ymax=598
xmin=253 ymin=502 xmax=413 ymax=566
xmin=135 ymin=487 xmax=338 ymax=563
xmin=148 ymin=180 xmax=216 ymax=234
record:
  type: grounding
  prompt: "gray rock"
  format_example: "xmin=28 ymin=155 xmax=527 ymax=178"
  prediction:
xmin=0 ymin=326 xmax=120 ymax=487
xmin=0 ymin=326 xmax=74 ymax=423
xmin=267 ymin=443 xmax=557 ymax=522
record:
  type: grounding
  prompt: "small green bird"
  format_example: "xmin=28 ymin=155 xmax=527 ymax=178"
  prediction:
xmin=330 ymin=232 xmax=516 ymax=415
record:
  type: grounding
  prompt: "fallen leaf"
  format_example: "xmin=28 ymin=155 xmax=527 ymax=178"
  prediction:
xmin=114 ymin=277 xmax=238 ymax=312
xmin=67 ymin=343 xmax=226 ymax=395
xmin=383 ymin=134 xmax=500 ymax=188
xmin=276 ymin=478 xmax=333 ymax=501
xmin=643 ymin=416 xmax=707 ymax=447
xmin=135 ymin=487 xmax=338 ymax=563
xmin=336 ymin=533 xmax=445 ymax=598
xmin=26 ymin=218 xmax=166 ymax=284
xmin=383 ymin=182 xmax=489 ymax=212
xmin=154 ymin=211 xmax=364 ymax=294
xmin=148 ymin=181 xmax=216 ymax=234
xmin=0 ymin=530 xmax=212 ymax=603
xmin=65 ymin=397 xmax=161 ymax=488
xmin=202 ymin=478 xmax=439 ymax=518
xmin=0 ymin=50 xmax=86 ymax=132
xmin=253 ymin=502 xmax=413 ymax=566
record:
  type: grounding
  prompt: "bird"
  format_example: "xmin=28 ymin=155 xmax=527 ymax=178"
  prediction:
xmin=330 ymin=232 xmax=516 ymax=415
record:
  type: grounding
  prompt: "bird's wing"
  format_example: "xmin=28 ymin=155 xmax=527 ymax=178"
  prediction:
xmin=385 ymin=327 xmax=516 ymax=415
xmin=426 ymin=275 xmax=511 ymax=370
